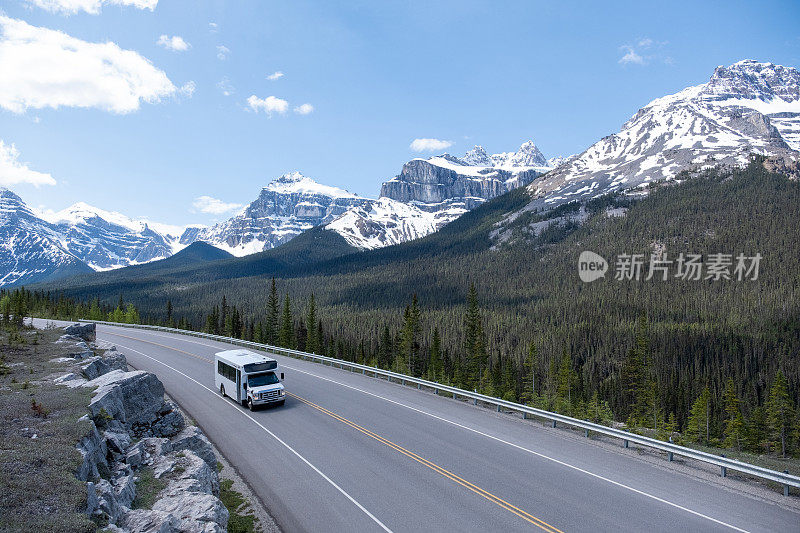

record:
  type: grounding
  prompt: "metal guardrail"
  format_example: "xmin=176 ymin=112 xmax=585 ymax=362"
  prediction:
xmin=83 ymin=319 xmax=800 ymax=495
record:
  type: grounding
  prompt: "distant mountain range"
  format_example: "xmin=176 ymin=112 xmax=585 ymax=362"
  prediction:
xmin=2 ymin=59 xmax=799 ymax=287
xmin=0 ymin=140 xmax=555 ymax=285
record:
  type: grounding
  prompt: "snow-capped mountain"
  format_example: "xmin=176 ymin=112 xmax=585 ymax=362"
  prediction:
xmin=326 ymin=197 xmax=439 ymax=250
xmin=41 ymin=203 xmax=182 ymax=271
xmin=380 ymin=141 xmax=552 ymax=215
xmin=513 ymin=60 xmax=799 ymax=214
xmin=324 ymin=141 xmax=556 ymax=249
xmin=179 ymin=172 xmax=368 ymax=256
xmin=0 ymin=189 xmax=91 ymax=286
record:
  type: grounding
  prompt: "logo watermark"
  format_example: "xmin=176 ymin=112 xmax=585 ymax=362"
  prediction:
xmin=578 ymin=251 xmax=762 ymax=282
xmin=578 ymin=250 xmax=609 ymax=282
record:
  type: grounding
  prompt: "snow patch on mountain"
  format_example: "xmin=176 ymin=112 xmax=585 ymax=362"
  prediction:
xmin=326 ymin=197 xmax=439 ymax=250
xmin=180 ymin=172 xmax=368 ymax=256
xmin=492 ymin=60 xmax=800 ymax=245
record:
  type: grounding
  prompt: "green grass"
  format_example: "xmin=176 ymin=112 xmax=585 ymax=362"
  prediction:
xmin=219 ymin=478 xmax=258 ymax=533
xmin=131 ymin=467 xmax=167 ymax=510
xmin=0 ymin=327 xmax=96 ymax=533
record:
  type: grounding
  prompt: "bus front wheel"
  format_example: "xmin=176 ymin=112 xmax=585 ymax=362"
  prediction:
xmin=247 ymin=398 xmax=255 ymax=411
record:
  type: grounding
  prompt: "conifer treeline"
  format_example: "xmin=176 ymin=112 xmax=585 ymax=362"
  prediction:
xmin=168 ymin=278 xmax=798 ymax=458
xmin=15 ymin=163 xmax=800 ymax=458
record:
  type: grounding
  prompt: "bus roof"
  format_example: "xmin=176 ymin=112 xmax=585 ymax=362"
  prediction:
xmin=215 ymin=349 xmax=276 ymax=368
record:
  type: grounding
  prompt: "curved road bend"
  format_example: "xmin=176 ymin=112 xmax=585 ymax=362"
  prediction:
xmin=38 ymin=320 xmax=800 ymax=532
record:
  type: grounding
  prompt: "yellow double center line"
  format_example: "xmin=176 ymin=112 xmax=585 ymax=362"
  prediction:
xmin=104 ymin=328 xmax=562 ymax=532
xmin=289 ymin=392 xmax=563 ymax=533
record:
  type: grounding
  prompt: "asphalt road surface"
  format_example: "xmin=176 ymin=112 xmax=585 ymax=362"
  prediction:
xmin=40 ymin=320 xmax=800 ymax=532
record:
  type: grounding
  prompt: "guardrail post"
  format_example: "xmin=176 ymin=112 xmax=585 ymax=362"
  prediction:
xmin=473 ymin=398 xmax=477 ymax=406
xmin=434 ymin=388 xmax=438 ymax=395
xmin=785 ymin=471 xmax=790 ymax=496
xmin=720 ymin=454 xmax=727 ymax=478
xmin=496 ymin=404 xmax=501 ymax=412
xmin=551 ymin=420 xmax=557 ymax=428
xmin=417 ymin=383 xmax=421 ymax=389
xmin=624 ymin=439 xmax=629 ymax=448
xmin=522 ymin=412 xmax=527 ymax=420
xmin=585 ymin=429 xmax=589 ymax=438
xmin=668 ymin=452 xmax=673 ymax=462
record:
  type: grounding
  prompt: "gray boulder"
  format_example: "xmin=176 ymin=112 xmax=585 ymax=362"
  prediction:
xmin=123 ymin=509 xmax=180 ymax=533
xmin=170 ymin=426 xmax=217 ymax=471
xmin=152 ymin=492 xmax=228 ymax=531
xmin=82 ymin=352 xmax=128 ymax=380
xmin=76 ymin=421 xmax=108 ymax=482
xmin=150 ymin=401 xmax=186 ymax=438
xmin=95 ymin=478 xmax=125 ymax=524
xmin=85 ymin=370 xmax=167 ymax=433
xmin=65 ymin=322 xmax=97 ymax=342
xmin=104 ymin=429 xmax=132 ymax=461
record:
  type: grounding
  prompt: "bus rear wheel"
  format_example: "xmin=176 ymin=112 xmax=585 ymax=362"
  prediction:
xmin=220 ymin=384 xmax=225 ymax=397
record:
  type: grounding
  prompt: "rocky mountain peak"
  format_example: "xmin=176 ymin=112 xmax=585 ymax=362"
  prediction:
xmin=0 ymin=188 xmax=35 ymax=218
xmin=701 ymin=60 xmax=800 ymax=103
xmin=462 ymin=145 xmax=493 ymax=166
xmin=263 ymin=171 xmax=359 ymax=198
xmin=491 ymin=140 xmax=548 ymax=168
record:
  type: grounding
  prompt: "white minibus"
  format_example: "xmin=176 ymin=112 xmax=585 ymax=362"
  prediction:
xmin=215 ymin=349 xmax=285 ymax=410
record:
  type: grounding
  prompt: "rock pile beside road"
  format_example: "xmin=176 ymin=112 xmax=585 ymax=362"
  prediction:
xmin=54 ymin=323 xmax=229 ymax=532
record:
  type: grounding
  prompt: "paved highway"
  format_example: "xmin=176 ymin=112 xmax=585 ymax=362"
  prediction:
xmin=45 ymin=321 xmax=800 ymax=532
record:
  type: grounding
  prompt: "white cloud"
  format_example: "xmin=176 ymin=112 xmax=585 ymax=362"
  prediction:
xmin=618 ymin=45 xmax=645 ymax=65
xmin=246 ymin=95 xmax=288 ymax=116
xmin=0 ymin=16 xmax=176 ymax=114
xmin=0 ymin=140 xmax=56 ymax=188
xmin=25 ymin=0 xmax=157 ymax=15
xmin=208 ymin=22 xmax=218 ymax=33
xmin=157 ymin=34 xmax=190 ymax=52
xmin=179 ymin=81 xmax=196 ymax=97
xmin=637 ymin=38 xmax=654 ymax=48
xmin=192 ymin=196 xmax=242 ymax=215
xmin=216 ymin=77 xmax=234 ymax=96
xmin=409 ymin=138 xmax=453 ymax=152
xmin=216 ymin=45 xmax=230 ymax=60
xmin=293 ymin=103 xmax=314 ymax=115
xmin=267 ymin=71 xmax=284 ymax=81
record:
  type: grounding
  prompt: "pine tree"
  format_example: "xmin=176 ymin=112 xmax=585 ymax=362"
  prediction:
xmin=266 ymin=278 xmax=279 ymax=345
xmin=428 ymin=327 xmax=442 ymax=380
xmin=306 ymin=294 xmax=318 ymax=353
xmin=220 ymin=295 xmax=228 ymax=336
xmin=621 ymin=314 xmax=650 ymax=424
xmin=501 ymin=355 xmax=517 ymax=401
xmin=279 ymin=294 xmax=294 ymax=348
xmin=687 ymin=386 xmax=711 ymax=444
xmin=555 ymin=349 xmax=576 ymax=415
xmin=463 ymin=283 xmax=487 ymax=390
xmin=519 ymin=341 xmax=538 ymax=404
xmin=722 ymin=378 xmax=744 ymax=451
xmin=378 ymin=325 xmax=393 ymax=369
xmin=767 ymin=370 xmax=794 ymax=457
xmin=399 ymin=294 xmax=422 ymax=376
xmin=166 ymin=299 xmax=174 ymax=327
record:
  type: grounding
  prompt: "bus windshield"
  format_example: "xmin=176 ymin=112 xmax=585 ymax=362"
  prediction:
xmin=247 ymin=372 xmax=280 ymax=387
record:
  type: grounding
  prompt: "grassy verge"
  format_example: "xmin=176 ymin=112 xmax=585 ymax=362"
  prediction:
xmin=0 ymin=326 xmax=96 ymax=532
xmin=217 ymin=463 xmax=259 ymax=533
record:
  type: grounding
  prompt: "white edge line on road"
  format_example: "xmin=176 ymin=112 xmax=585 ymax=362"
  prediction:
xmin=112 ymin=327 xmax=751 ymax=533
xmin=112 ymin=341 xmax=393 ymax=533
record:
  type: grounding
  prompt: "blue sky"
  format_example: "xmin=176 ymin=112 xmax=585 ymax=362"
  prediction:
xmin=1 ymin=0 xmax=799 ymax=228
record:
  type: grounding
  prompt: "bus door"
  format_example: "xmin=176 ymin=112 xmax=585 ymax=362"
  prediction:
xmin=236 ymin=370 xmax=241 ymax=402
